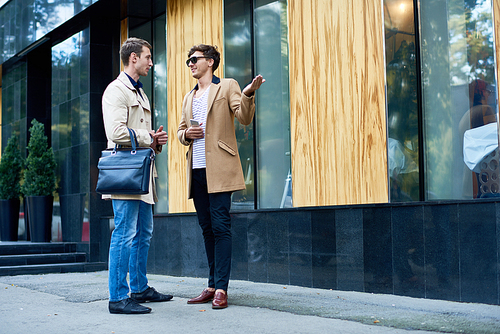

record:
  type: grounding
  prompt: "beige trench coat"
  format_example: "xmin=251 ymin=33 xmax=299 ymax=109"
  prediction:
xmin=178 ymin=77 xmax=255 ymax=198
xmin=101 ymin=71 xmax=160 ymax=204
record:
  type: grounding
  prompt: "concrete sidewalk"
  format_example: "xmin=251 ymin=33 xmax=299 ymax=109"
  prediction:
xmin=0 ymin=271 xmax=499 ymax=334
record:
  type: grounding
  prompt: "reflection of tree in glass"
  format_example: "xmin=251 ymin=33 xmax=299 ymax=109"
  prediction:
xmin=448 ymin=0 xmax=496 ymax=84
xmin=386 ymin=40 xmax=419 ymax=202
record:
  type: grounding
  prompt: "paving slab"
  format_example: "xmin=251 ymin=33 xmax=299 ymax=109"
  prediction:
xmin=0 ymin=271 xmax=499 ymax=334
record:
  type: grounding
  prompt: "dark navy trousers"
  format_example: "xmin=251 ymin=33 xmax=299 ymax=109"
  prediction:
xmin=191 ymin=168 xmax=232 ymax=291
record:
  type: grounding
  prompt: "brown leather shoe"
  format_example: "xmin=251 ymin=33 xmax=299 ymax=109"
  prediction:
xmin=212 ymin=291 xmax=228 ymax=309
xmin=187 ymin=289 xmax=215 ymax=304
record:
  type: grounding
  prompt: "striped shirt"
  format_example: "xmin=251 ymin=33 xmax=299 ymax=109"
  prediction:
xmin=192 ymin=86 xmax=210 ymax=169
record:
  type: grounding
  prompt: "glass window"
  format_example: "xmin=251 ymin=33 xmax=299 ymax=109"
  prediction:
xmin=0 ymin=0 xmax=97 ymax=65
xmin=51 ymin=28 xmax=90 ymax=242
xmin=420 ymin=0 xmax=498 ymax=200
xmin=129 ymin=18 xmax=169 ymax=213
xmin=153 ymin=15 xmax=168 ymax=213
xmin=254 ymin=0 xmax=291 ymax=209
xmin=384 ymin=0 xmax=420 ymax=202
xmin=224 ymin=0 xmax=254 ymax=210
xmin=1 ymin=61 xmax=26 ymax=154
xmin=224 ymin=0 xmax=292 ymax=210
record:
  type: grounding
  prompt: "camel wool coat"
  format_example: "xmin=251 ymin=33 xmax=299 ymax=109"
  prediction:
xmin=178 ymin=76 xmax=255 ymax=198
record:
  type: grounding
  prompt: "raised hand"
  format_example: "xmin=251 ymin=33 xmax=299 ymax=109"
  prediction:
xmin=242 ymin=75 xmax=266 ymax=97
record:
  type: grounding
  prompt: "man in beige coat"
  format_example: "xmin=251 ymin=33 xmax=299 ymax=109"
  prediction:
xmin=178 ymin=44 xmax=264 ymax=309
xmin=102 ymin=37 xmax=171 ymax=314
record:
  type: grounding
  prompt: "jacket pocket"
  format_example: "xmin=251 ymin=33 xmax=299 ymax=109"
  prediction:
xmin=214 ymin=96 xmax=227 ymax=104
xmin=218 ymin=140 xmax=236 ymax=156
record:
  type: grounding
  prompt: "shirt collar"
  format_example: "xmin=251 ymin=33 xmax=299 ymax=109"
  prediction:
xmin=124 ymin=72 xmax=144 ymax=99
xmin=125 ymin=72 xmax=143 ymax=90
xmin=192 ymin=75 xmax=220 ymax=93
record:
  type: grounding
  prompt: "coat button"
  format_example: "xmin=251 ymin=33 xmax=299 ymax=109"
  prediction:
xmin=140 ymin=119 xmax=144 ymax=122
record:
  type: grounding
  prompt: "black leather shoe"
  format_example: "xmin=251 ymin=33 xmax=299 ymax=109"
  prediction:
xmin=131 ymin=286 xmax=173 ymax=303
xmin=109 ymin=298 xmax=151 ymax=314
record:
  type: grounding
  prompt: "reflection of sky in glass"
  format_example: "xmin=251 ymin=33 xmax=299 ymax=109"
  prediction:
xmin=0 ymin=0 xmax=96 ymax=64
xmin=449 ymin=0 xmax=494 ymax=85
xmin=52 ymin=33 xmax=82 ymax=63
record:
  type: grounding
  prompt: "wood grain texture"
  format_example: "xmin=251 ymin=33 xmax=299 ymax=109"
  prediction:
xmin=288 ymin=0 xmax=388 ymax=206
xmin=120 ymin=18 xmax=128 ymax=72
xmin=167 ymin=0 xmax=224 ymax=213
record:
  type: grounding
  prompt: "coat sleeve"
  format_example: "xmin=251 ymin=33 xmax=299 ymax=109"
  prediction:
xmin=228 ymin=79 xmax=255 ymax=126
xmin=177 ymin=93 xmax=192 ymax=146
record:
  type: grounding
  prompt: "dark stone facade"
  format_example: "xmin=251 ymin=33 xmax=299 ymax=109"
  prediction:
xmin=146 ymin=200 xmax=500 ymax=305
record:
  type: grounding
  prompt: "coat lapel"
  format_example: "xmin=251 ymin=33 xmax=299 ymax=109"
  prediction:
xmin=206 ymin=82 xmax=221 ymax=115
xmin=137 ymin=88 xmax=150 ymax=111
xmin=185 ymin=90 xmax=195 ymax=121
xmin=117 ymin=72 xmax=150 ymax=111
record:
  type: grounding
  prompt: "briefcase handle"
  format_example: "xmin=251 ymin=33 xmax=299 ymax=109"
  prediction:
xmin=112 ymin=128 xmax=140 ymax=155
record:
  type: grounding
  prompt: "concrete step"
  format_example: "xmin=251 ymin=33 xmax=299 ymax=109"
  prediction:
xmin=0 ymin=252 xmax=87 ymax=266
xmin=0 ymin=262 xmax=108 ymax=276
xmin=0 ymin=242 xmax=79 ymax=255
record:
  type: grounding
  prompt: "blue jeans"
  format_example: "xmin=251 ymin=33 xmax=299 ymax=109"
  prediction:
xmin=108 ymin=199 xmax=153 ymax=302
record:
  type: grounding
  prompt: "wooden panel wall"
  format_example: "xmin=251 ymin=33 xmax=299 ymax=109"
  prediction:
xmin=166 ymin=0 xmax=224 ymax=213
xmin=288 ymin=0 xmax=389 ymax=207
xmin=120 ymin=18 xmax=128 ymax=72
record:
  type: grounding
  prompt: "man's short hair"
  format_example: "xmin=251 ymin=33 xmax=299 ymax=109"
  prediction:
xmin=120 ymin=38 xmax=152 ymax=66
xmin=188 ymin=44 xmax=220 ymax=72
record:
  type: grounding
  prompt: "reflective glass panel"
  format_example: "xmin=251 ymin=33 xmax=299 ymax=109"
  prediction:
xmin=0 ymin=0 xmax=98 ymax=64
xmin=153 ymin=15 xmax=168 ymax=213
xmin=224 ymin=0 xmax=291 ymax=210
xmin=51 ymin=28 xmax=90 ymax=242
xmin=1 ymin=61 xmax=26 ymax=155
xmin=420 ymin=0 xmax=498 ymax=199
xmin=129 ymin=19 xmax=169 ymax=212
xmin=224 ymin=0 xmax=254 ymax=210
xmin=254 ymin=0 xmax=291 ymax=209
xmin=384 ymin=0 xmax=420 ymax=202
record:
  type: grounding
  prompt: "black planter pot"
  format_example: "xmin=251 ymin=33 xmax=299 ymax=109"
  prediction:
xmin=0 ymin=198 xmax=20 ymax=241
xmin=26 ymin=195 xmax=53 ymax=242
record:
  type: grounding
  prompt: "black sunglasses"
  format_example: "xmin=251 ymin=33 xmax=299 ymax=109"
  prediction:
xmin=186 ymin=56 xmax=210 ymax=67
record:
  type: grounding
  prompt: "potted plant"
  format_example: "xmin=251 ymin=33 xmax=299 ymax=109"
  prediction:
xmin=21 ymin=119 xmax=56 ymax=242
xmin=0 ymin=135 xmax=24 ymax=241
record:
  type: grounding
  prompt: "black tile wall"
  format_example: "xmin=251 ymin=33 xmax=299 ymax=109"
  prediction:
xmin=149 ymin=216 xmax=174 ymax=275
xmin=336 ymin=209 xmax=364 ymax=291
xmin=459 ymin=202 xmax=498 ymax=304
xmin=180 ymin=215 xmax=206 ymax=278
xmin=231 ymin=213 xmax=248 ymax=280
xmin=311 ymin=209 xmax=336 ymax=289
xmin=497 ymin=203 xmax=500 ymax=306
xmin=160 ymin=215 xmax=181 ymax=276
xmin=424 ymin=204 xmax=460 ymax=301
xmin=392 ymin=205 xmax=425 ymax=298
xmin=247 ymin=212 xmax=268 ymax=283
xmin=146 ymin=201 xmax=500 ymax=305
xmin=60 ymin=193 xmax=85 ymax=242
xmin=363 ymin=207 xmax=392 ymax=294
xmin=289 ymin=211 xmax=312 ymax=287
xmin=267 ymin=211 xmax=290 ymax=285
